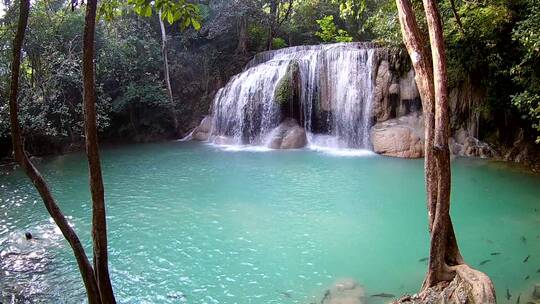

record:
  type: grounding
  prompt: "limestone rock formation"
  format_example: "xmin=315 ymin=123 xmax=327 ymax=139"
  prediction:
xmin=449 ymin=128 xmax=496 ymax=158
xmin=320 ymin=278 xmax=366 ymax=304
xmin=266 ymin=118 xmax=307 ymax=149
xmin=371 ymin=113 xmax=424 ymax=158
xmin=373 ymin=60 xmax=392 ymax=122
xmin=191 ymin=116 xmax=213 ymax=141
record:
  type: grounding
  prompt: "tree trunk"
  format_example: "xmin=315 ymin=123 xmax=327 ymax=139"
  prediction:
xmin=421 ymin=0 xmax=463 ymax=288
xmin=395 ymin=0 xmax=463 ymax=290
xmin=158 ymin=11 xmax=179 ymax=136
xmin=8 ymin=0 xmax=101 ymax=303
xmin=266 ymin=0 xmax=278 ymax=50
xmin=82 ymin=0 xmax=116 ymax=303
xmin=448 ymin=0 xmax=465 ymax=35
xmin=236 ymin=15 xmax=248 ymax=55
xmin=395 ymin=0 xmax=437 ymax=234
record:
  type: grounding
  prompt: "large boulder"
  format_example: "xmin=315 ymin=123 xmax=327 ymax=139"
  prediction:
xmin=266 ymin=118 xmax=307 ymax=149
xmin=191 ymin=116 xmax=213 ymax=141
xmin=320 ymin=278 xmax=366 ymax=304
xmin=371 ymin=113 xmax=424 ymax=158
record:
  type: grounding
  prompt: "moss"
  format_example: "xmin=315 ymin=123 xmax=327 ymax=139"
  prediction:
xmin=274 ymin=60 xmax=300 ymax=106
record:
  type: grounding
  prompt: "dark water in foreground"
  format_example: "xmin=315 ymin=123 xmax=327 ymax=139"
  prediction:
xmin=1 ymin=141 xmax=539 ymax=303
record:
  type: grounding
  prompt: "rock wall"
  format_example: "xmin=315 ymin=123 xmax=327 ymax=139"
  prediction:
xmin=190 ymin=46 xmax=539 ymax=170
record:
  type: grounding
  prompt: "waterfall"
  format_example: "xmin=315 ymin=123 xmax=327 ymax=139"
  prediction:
xmin=210 ymin=42 xmax=378 ymax=150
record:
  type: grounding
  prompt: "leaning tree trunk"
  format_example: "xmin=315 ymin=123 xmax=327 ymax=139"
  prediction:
xmin=82 ymin=0 xmax=116 ymax=303
xmin=8 ymin=0 xmax=101 ymax=303
xmin=158 ymin=11 xmax=179 ymax=136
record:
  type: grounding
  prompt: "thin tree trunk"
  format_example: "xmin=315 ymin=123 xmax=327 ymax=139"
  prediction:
xmin=236 ymin=15 xmax=248 ymax=55
xmin=395 ymin=0 xmax=463 ymax=290
xmin=82 ymin=0 xmax=116 ymax=302
xmin=266 ymin=0 xmax=278 ymax=50
xmin=158 ymin=11 xmax=179 ymax=136
xmin=448 ymin=0 xmax=465 ymax=35
xmin=8 ymin=0 xmax=101 ymax=303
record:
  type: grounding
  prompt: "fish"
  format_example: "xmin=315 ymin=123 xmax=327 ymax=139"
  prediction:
xmin=523 ymin=255 xmax=530 ymax=263
xmin=524 ymin=275 xmax=530 ymax=280
xmin=490 ymin=252 xmax=501 ymax=256
xmin=517 ymin=294 xmax=520 ymax=304
xmin=537 ymin=268 xmax=540 ymax=273
xmin=418 ymin=257 xmax=428 ymax=262
xmin=486 ymin=239 xmax=494 ymax=244
xmin=280 ymin=291 xmax=292 ymax=298
xmin=506 ymin=288 xmax=511 ymax=300
xmin=479 ymin=259 xmax=491 ymax=265
xmin=521 ymin=236 xmax=527 ymax=243
xmin=371 ymin=293 xmax=395 ymax=298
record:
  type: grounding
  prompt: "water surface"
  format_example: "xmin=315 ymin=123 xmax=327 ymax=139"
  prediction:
xmin=1 ymin=142 xmax=539 ymax=303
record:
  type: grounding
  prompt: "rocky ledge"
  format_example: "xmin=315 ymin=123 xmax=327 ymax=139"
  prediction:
xmin=371 ymin=112 xmax=499 ymax=160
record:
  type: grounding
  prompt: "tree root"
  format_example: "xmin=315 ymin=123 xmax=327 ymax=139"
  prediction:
xmin=394 ymin=264 xmax=496 ymax=304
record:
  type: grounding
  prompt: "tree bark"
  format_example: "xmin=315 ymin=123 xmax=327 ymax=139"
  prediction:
xmin=83 ymin=0 xmax=116 ymax=302
xmin=421 ymin=0 xmax=463 ymax=288
xmin=448 ymin=0 xmax=465 ymax=35
xmin=266 ymin=0 xmax=278 ymax=50
xmin=395 ymin=0 xmax=437 ymax=233
xmin=158 ymin=11 xmax=179 ymax=136
xmin=236 ymin=15 xmax=248 ymax=55
xmin=8 ymin=0 xmax=101 ymax=303
xmin=395 ymin=0 xmax=463 ymax=290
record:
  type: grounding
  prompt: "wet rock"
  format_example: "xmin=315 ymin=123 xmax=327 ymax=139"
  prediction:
xmin=394 ymin=265 xmax=496 ymax=304
xmin=321 ymin=278 xmax=366 ymax=304
xmin=373 ymin=60 xmax=392 ymax=122
xmin=399 ymin=68 xmax=419 ymax=102
xmin=274 ymin=61 xmax=300 ymax=106
xmin=213 ymin=135 xmax=235 ymax=145
xmin=191 ymin=116 xmax=213 ymax=141
xmin=450 ymin=128 xmax=496 ymax=158
xmin=371 ymin=113 xmax=424 ymax=159
xmin=266 ymin=118 xmax=307 ymax=149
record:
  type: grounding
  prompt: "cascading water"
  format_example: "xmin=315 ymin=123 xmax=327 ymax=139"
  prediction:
xmin=210 ymin=42 xmax=378 ymax=150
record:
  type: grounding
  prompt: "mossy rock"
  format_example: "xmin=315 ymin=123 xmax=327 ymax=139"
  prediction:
xmin=274 ymin=60 xmax=300 ymax=106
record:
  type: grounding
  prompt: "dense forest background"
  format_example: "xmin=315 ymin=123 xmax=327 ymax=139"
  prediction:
xmin=0 ymin=0 xmax=538 ymax=159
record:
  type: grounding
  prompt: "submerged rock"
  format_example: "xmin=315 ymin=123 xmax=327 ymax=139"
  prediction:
xmin=266 ymin=118 xmax=307 ymax=149
xmin=213 ymin=135 xmax=236 ymax=145
xmin=449 ymin=128 xmax=496 ymax=158
xmin=320 ymin=278 xmax=366 ymax=304
xmin=371 ymin=113 xmax=424 ymax=158
xmin=533 ymin=283 xmax=540 ymax=299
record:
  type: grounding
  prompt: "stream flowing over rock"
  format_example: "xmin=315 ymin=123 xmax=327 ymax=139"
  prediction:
xmin=186 ymin=42 xmax=539 ymax=167
xmin=208 ymin=43 xmax=379 ymax=150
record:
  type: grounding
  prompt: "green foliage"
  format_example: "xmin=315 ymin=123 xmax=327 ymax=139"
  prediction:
xmin=99 ymin=0 xmax=202 ymax=28
xmin=511 ymin=0 xmax=540 ymax=141
xmin=315 ymin=15 xmax=352 ymax=43
xmin=271 ymin=37 xmax=288 ymax=49
xmin=512 ymin=92 xmax=540 ymax=143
